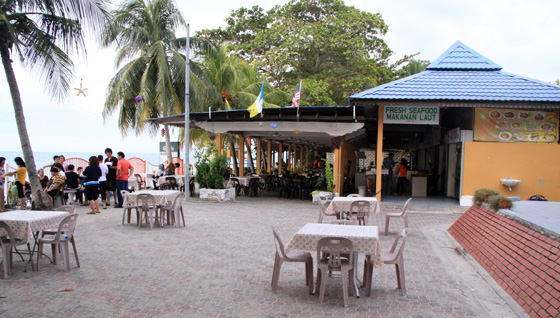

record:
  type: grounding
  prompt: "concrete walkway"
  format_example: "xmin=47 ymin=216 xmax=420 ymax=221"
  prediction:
xmin=0 ymin=197 xmax=524 ymax=317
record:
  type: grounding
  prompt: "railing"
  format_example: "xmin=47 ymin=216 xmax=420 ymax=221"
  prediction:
xmin=129 ymin=157 xmax=146 ymax=177
xmin=65 ymin=157 xmax=89 ymax=171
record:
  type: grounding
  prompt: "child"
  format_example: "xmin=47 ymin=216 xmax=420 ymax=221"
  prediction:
xmin=45 ymin=167 xmax=65 ymax=206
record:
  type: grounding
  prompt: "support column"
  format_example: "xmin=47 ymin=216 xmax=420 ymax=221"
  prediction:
xmin=215 ymin=133 xmax=223 ymax=156
xmin=287 ymin=143 xmax=291 ymax=172
xmin=238 ymin=134 xmax=244 ymax=176
xmin=333 ymin=138 xmax=344 ymax=195
xmin=278 ymin=142 xmax=283 ymax=175
xmin=256 ymin=138 xmax=262 ymax=173
xmin=376 ymin=105 xmax=384 ymax=202
xmin=267 ymin=140 xmax=272 ymax=173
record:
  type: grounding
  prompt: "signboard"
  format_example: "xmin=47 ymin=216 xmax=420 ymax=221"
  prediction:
xmin=159 ymin=141 xmax=180 ymax=164
xmin=326 ymin=152 xmax=335 ymax=166
xmin=384 ymin=106 xmax=440 ymax=125
xmin=446 ymin=128 xmax=461 ymax=144
xmin=474 ymin=108 xmax=559 ymax=143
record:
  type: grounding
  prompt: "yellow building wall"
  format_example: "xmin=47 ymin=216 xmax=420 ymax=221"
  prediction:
xmin=463 ymin=142 xmax=560 ymax=201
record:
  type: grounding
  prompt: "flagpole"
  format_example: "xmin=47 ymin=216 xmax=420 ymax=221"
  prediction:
xmin=184 ymin=24 xmax=190 ymax=200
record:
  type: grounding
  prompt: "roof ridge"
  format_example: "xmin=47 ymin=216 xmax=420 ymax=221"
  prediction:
xmin=426 ymin=41 xmax=502 ymax=71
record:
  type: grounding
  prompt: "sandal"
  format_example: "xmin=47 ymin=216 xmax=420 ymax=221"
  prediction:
xmin=87 ymin=212 xmax=96 ymax=215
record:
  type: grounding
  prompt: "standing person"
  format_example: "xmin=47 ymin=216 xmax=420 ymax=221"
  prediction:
xmin=60 ymin=155 xmax=68 ymax=172
xmin=5 ymin=157 xmax=27 ymax=209
xmin=382 ymin=153 xmax=396 ymax=196
xmin=97 ymin=155 xmax=109 ymax=209
xmin=116 ymin=152 xmax=134 ymax=208
xmin=396 ymin=158 xmax=408 ymax=196
xmin=0 ymin=157 xmax=6 ymax=212
xmin=83 ymin=156 xmax=102 ymax=214
xmin=104 ymin=148 xmax=119 ymax=208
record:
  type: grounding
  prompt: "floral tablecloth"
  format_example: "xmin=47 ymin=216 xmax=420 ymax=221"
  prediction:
xmin=126 ymin=190 xmax=181 ymax=206
xmin=285 ymin=223 xmax=382 ymax=267
xmin=325 ymin=196 xmax=381 ymax=216
xmin=0 ymin=210 xmax=69 ymax=241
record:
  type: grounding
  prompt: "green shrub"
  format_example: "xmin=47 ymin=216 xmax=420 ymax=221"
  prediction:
xmin=473 ymin=188 xmax=499 ymax=205
xmin=195 ymin=142 xmax=228 ymax=189
xmin=488 ymin=195 xmax=513 ymax=211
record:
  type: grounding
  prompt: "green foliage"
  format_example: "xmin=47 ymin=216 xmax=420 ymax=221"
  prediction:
xmin=323 ymin=158 xmax=334 ymax=192
xmin=194 ymin=142 xmax=228 ymax=189
xmin=473 ymin=188 xmax=500 ymax=205
xmin=488 ymin=195 xmax=513 ymax=211
xmin=198 ymin=0 xmax=403 ymax=105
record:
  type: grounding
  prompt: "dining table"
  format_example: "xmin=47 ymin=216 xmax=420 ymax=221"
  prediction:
xmin=285 ymin=223 xmax=382 ymax=297
xmin=230 ymin=176 xmax=264 ymax=187
xmin=0 ymin=210 xmax=70 ymax=270
xmin=157 ymin=175 xmax=194 ymax=187
xmin=325 ymin=196 xmax=381 ymax=219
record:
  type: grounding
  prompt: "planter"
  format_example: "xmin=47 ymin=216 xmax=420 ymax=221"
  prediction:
xmin=199 ymin=188 xmax=236 ymax=202
xmin=311 ymin=192 xmax=340 ymax=204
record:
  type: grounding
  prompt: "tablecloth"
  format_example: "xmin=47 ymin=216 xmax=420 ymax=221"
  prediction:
xmin=231 ymin=176 xmax=264 ymax=187
xmin=126 ymin=190 xmax=181 ymax=206
xmin=0 ymin=210 xmax=69 ymax=241
xmin=325 ymin=196 xmax=381 ymax=216
xmin=285 ymin=223 xmax=382 ymax=267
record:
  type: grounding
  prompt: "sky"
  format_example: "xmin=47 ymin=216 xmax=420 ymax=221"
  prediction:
xmin=1 ymin=0 xmax=559 ymax=154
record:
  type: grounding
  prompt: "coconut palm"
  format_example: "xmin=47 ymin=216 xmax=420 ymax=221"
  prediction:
xmin=102 ymin=0 xmax=207 ymax=162
xmin=0 ymin=0 xmax=108 ymax=209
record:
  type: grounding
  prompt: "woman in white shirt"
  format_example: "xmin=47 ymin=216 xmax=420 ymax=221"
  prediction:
xmin=97 ymin=155 xmax=109 ymax=209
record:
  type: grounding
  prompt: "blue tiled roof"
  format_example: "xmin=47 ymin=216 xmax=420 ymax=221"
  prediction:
xmin=426 ymin=41 xmax=502 ymax=70
xmin=350 ymin=41 xmax=560 ymax=103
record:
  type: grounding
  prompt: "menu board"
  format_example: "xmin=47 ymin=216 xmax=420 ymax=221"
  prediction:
xmin=474 ymin=108 xmax=559 ymax=143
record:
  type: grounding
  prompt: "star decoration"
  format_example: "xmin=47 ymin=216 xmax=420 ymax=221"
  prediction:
xmin=74 ymin=83 xmax=88 ymax=96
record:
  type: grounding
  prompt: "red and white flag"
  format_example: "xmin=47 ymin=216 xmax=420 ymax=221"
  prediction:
xmin=291 ymin=81 xmax=301 ymax=107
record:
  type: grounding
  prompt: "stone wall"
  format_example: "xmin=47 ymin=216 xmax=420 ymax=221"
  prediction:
xmin=448 ymin=205 xmax=560 ymax=318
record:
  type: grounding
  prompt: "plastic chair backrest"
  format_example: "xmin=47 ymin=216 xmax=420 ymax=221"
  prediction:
xmin=55 ymin=205 xmax=76 ymax=214
xmin=317 ymin=237 xmax=354 ymax=269
xmin=350 ymin=200 xmax=370 ymax=225
xmin=347 ymin=194 xmax=362 ymax=197
xmin=171 ymin=193 xmax=184 ymax=209
xmin=388 ymin=228 xmax=409 ymax=258
xmin=134 ymin=174 xmax=143 ymax=189
xmin=120 ymin=190 xmax=132 ymax=206
xmin=272 ymin=227 xmax=287 ymax=258
xmin=0 ymin=221 xmax=17 ymax=244
xmin=231 ymin=178 xmax=240 ymax=186
xmin=399 ymin=198 xmax=413 ymax=217
xmin=54 ymin=214 xmax=79 ymax=241
xmin=136 ymin=193 xmax=157 ymax=212
xmin=329 ymin=219 xmax=357 ymax=225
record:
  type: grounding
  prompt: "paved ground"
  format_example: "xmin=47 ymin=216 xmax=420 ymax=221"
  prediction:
xmin=504 ymin=200 xmax=560 ymax=234
xmin=1 ymin=194 xmax=525 ymax=317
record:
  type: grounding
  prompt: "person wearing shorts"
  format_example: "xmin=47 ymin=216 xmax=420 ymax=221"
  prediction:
xmin=6 ymin=157 xmax=27 ymax=209
xmin=97 ymin=155 xmax=109 ymax=209
xmin=83 ymin=156 xmax=102 ymax=214
xmin=104 ymin=148 xmax=118 ymax=207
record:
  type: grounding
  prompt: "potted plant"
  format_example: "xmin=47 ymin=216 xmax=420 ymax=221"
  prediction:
xmin=473 ymin=188 xmax=499 ymax=205
xmin=311 ymin=158 xmax=338 ymax=204
xmin=195 ymin=143 xmax=235 ymax=202
xmin=488 ymin=195 xmax=513 ymax=211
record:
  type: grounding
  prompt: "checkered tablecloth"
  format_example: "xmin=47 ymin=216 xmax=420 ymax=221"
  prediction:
xmin=0 ymin=210 xmax=69 ymax=241
xmin=325 ymin=197 xmax=381 ymax=216
xmin=285 ymin=223 xmax=382 ymax=266
xmin=126 ymin=190 xmax=180 ymax=206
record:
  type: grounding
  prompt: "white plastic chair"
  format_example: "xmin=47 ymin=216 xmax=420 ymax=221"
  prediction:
xmin=317 ymin=197 xmax=337 ymax=223
xmin=316 ymin=237 xmax=355 ymax=307
xmin=347 ymin=194 xmax=362 ymax=197
xmin=160 ymin=193 xmax=185 ymax=227
xmin=137 ymin=193 xmax=159 ymax=229
xmin=349 ymin=200 xmax=370 ymax=225
xmin=385 ymin=198 xmax=412 ymax=235
xmin=0 ymin=221 xmax=32 ymax=278
xmin=271 ymin=227 xmax=313 ymax=294
xmin=42 ymin=205 xmax=79 ymax=268
xmin=37 ymin=214 xmax=79 ymax=272
xmin=121 ymin=190 xmax=139 ymax=225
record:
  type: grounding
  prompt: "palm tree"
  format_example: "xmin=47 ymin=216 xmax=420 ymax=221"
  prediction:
xmin=0 ymin=0 xmax=108 ymax=209
xmin=102 ymin=0 xmax=207 ymax=162
xmin=197 ymin=45 xmax=289 ymax=174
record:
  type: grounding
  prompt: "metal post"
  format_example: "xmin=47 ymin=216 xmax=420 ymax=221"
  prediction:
xmin=184 ymin=24 xmax=190 ymax=200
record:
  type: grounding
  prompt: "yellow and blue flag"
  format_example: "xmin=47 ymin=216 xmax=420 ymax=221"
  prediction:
xmin=247 ymin=82 xmax=264 ymax=118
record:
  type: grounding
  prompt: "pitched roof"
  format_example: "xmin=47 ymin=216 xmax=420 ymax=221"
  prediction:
xmin=350 ymin=41 xmax=560 ymax=104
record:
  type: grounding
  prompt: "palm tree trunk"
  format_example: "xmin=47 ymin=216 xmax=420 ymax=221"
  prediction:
xmin=245 ymin=138 xmax=255 ymax=173
xmin=1 ymin=44 xmax=51 ymax=210
xmin=229 ymin=138 xmax=239 ymax=176
xmin=164 ymin=124 xmax=173 ymax=164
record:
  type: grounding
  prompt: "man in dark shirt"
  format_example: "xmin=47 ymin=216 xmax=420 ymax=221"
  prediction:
xmin=104 ymin=148 xmax=119 ymax=207
xmin=65 ymin=164 xmax=82 ymax=204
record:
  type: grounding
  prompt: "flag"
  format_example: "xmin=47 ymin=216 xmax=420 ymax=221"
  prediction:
xmin=291 ymin=81 xmax=301 ymax=107
xmin=247 ymin=82 xmax=264 ymax=118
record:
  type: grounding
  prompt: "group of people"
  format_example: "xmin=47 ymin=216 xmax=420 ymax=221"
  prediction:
xmin=0 ymin=148 xmax=134 ymax=213
xmin=382 ymin=153 xmax=409 ymax=196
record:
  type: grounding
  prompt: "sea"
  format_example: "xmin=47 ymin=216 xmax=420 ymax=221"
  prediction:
xmin=1 ymin=151 xmax=161 ymax=170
